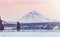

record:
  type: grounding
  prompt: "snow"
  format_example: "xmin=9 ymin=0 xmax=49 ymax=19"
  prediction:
xmin=2 ymin=20 xmax=8 ymax=24
xmin=4 ymin=27 xmax=16 ymax=30
xmin=19 ymin=11 xmax=59 ymax=23
xmin=0 ymin=31 xmax=60 ymax=37
xmin=53 ymin=26 xmax=59 ymax=30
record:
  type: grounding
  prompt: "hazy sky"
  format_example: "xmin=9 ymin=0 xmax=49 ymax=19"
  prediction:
xmin=0 ymin=0 xmax=60 ymax=21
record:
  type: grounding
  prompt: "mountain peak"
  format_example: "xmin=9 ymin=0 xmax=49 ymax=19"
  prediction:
xmin=19 ymin=11 xmax=53 ymax=23
xmin=28 ymin=10 xmax=40 ymax=16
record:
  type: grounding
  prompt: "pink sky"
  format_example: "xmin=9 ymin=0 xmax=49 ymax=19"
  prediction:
xmin=0 ymin=0 xmax=60 ymax=21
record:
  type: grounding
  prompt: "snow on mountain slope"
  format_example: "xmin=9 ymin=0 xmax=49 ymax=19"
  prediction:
xmin=19 ymin=11 xmax=54 ymax=23
xmin=7 ymin=21 xmax=17 ymax=24
xmin=2 ymin=20 xmax=8 ymax=24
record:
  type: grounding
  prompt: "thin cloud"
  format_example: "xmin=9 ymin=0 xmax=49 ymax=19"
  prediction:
xmin=0 ymin=0 xmax=49 ymax=7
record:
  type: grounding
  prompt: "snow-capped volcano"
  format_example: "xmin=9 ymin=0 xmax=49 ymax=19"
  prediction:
xmin=19 ymin=11 xmax=54 ymax=23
